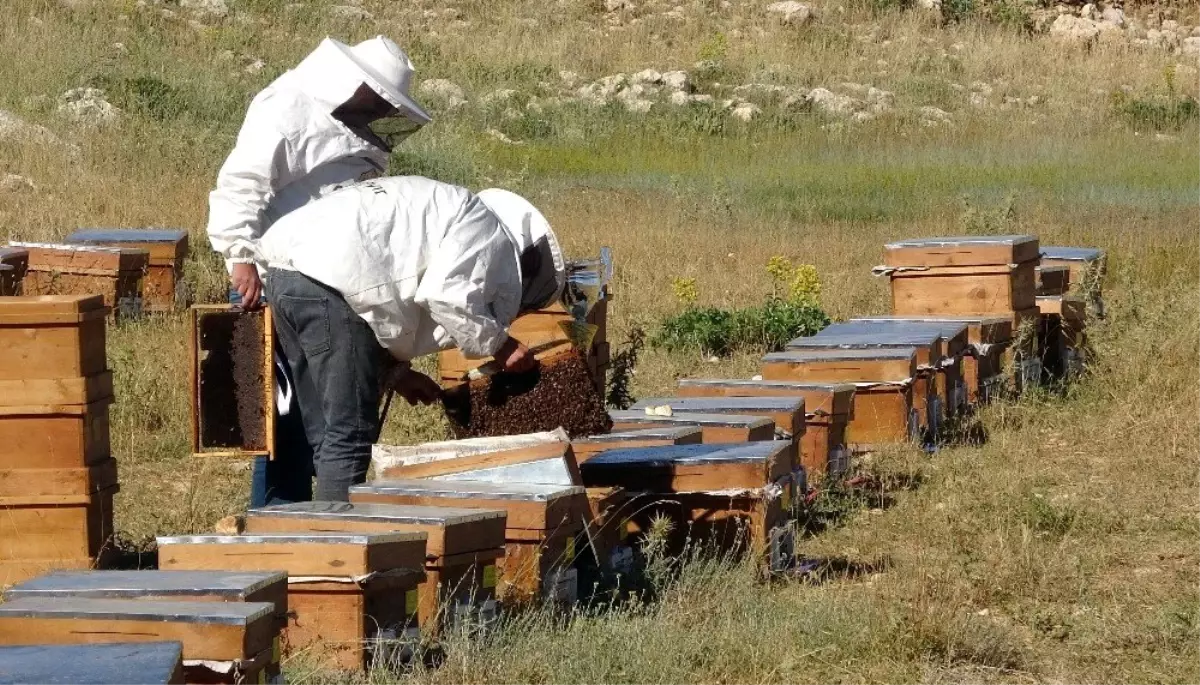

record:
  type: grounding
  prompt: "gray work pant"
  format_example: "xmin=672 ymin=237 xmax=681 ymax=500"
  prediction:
xmin=265 ymin=268 xmax=390 ymax=501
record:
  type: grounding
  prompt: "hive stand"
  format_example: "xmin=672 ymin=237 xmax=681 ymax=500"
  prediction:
xmin=571 ymin=426 xmax=703 ymax=464
xmin=675 ymin=380 xmax=855 ymax=481
xmin=156 ymin=532 xmax=427 ymax=672
xmin=607 ymin=410 xmax=777 ymax=444
xmin=761 ymin=348 xmax=919 ymax=449
xmin=65 ymin=229 xmax=190 ymax=313
xmin=0 ymin=642 xmax=185 ymax=685
xmin=244 ymin=503 xmax=506 ymax=634
xmin=350 ymin=480 xmax=590 ymax=606
xmin=0 ymin=598 xmax=280 ymax=684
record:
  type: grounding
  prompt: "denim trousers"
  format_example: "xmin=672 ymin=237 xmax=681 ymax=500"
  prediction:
xmin=264 ymin=268 xmax=388 ymax=502
xmin=229 ymin=287 xmax=314 ymax=507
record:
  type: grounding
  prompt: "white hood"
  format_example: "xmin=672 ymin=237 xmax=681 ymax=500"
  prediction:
xmin=477 ymin=188 xmax=566 ymax=312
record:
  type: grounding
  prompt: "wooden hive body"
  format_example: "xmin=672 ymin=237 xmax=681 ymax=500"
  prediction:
xmin=579 ymin=441 xmax=793 ymax=493
xmin=883 ymin=235 xmax=1039 ymax=316
xmin=12 ymin=243 xmax=148 ymax=320
xmin=66 ymin=229 xmax=190 ymax=312
xmin=571 ymin=426 xmax=703 ymax=464
xmin=0 ymin=295 xmax=108 ymax=381
xmin=630 ymin=396 xmax=806 ymax=440
xmin=606 ymin=410 xmax=777 ymax=444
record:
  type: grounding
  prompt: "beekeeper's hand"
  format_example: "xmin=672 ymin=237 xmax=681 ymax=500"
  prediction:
xmin=231 ymin=263 xmax=263 ymax=310
xmin=391 ymin=368 xmax=442 ymax=406
xmin=496 ymin=336 xmax=536 ymax=373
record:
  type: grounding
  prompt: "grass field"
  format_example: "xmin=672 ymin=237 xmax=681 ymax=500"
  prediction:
xmin=1 ymin=0 xmax=1198 ymax=682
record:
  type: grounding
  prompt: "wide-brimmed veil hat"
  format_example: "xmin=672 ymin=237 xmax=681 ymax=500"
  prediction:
xmin=477 ymin=188 xmax=567 ymax=312
xmin=328 ymin=35 xmax=432 ymax=125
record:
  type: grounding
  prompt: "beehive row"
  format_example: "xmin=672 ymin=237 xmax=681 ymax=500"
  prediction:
xmin=0 ymin=294 xmax=119 ymax=586
xmin=3 ymin=228 xmax=190 ymax=316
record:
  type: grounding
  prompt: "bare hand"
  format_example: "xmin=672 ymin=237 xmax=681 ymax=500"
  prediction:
xmin=391 ymin=368 xmax=442 ymax=406
xmin=496 ymin=337 xmax=536 ymax=373
xmin=231 ymin=263 xmax=263 ymax=310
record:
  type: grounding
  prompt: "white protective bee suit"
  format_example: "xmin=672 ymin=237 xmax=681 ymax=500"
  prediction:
xmin=206 ymin=35 xmax=432 ymax=269
xmin=256 ymin=176 xmax=567 ymax=361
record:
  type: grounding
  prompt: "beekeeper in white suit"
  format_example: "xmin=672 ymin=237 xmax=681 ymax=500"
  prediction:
xmin=256 ymin=176 xmax=566 ymax=501
xmin=205 ymin=35 xmax=431 ymax=507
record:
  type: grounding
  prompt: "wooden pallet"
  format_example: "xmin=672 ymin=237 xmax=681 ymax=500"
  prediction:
xmin=65 ymin=229 xmax=190 ymax=312
xmin=0 ymin=295 xmax=109 ymax=381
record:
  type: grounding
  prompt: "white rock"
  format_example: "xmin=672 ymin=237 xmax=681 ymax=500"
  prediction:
xmin=969 ymin=92 xmax=989 ymax=107
xmin=1080 ymin=3 xmax=1098 ymax=20
xmin=621 ymin=97 xmax=653 ymax=113
xmin=918 ymin=106 xmax=951 ymax=126
xmin=57 ymin=88 xmax=120 ymax=125
xmin=0 ymin=174 xmax=35 ymax=193
xmin=1192 ymin=26 xmax=1200 ymax=37
xmin=418 ymin=79 xmax=467 ymax=110
xmin=558 ymin=70 xmax=580 ymax=87
xmin=734 ymin=83 xmax=787 ymax=97
xmin=328 ymin=4 xmax=373 ymax=21
xmin=731 ymin=102 xmax=761 ymax=121
xmin=668 ymin=90 xmax=691 ymax=106
xmin=0 ymin=110 xmax=60 ymax=145
xmin=766 ymin=1 xmax=814 ymax=26
xmin=1162 ymin=20 xmax=1180 ymax=32
xmin=485 ymin=129 xmax=522 ymax=145
xmin=179 ymin=0 xmax=228 ymax=20
xmin=243 ymin=59 xmax=266 ymax=74
xmin=866 ymin=86 xmax=894 ymax=104
xmin=631 ymin=69 xmax=663 ymax=85
xmin=688 ymin=93 xmax=714 ymax=104
xmin=916 ymin=0 xmax=940 ymax=9
xmin=851 ymin=110 xmax=876 ymax=123
xmin=1050 ymin=14 xmax=1101 ymax=44
xmin=806 ymin=87 xmax=858 ymax=116
xmin=481 ymin=88 xmax=517 ymax=105
xmin=1183 ymin=37 xmax=1200 ymax=55
xmin=1100 ymin=6 xmax=1124 ymax=27
xmin=662 ymin=70 xmax=692 ymax=92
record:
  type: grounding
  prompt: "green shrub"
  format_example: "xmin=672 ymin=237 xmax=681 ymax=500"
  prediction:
xmin=653 ymin=305 xmax=738 ymax=356
xmin=1113 ymin=66 xmax=1200 ymax=132
xmin=941 ymin=0 xmax=975 ymax=23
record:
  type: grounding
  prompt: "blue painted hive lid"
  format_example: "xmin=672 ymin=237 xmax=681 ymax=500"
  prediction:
xmin=0 ymin=597 xmax=274 ymax=625
xmin=246 ymin=500 xmax=505 ymax=526
xmin=1040 ymin=246 xmax=1104 ymax=262
xmin=582 ymin=441 xmax=787 ymax=469
xmin=4 ymin=570 xmax=286 ymax=601
xmin=0 ymin=642 xmax=183 ymax=685
xmin=66 ymin=228 xmax=187 ymax=243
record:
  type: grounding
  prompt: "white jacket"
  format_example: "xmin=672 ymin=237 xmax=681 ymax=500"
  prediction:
xmin=207 ymin=39 xmax=396 ymax=267
xmin=256 ymin=177 xmax=527 ymax=361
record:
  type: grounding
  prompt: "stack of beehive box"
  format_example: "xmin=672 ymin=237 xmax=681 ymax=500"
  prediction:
xmin=65 ymin=229 xmax=191 ymax=313
xmin=878 ymin=235 xmax=1044 ymax=392
xmin=159 ymin=531 xmax=428 ymax=672
xmin=0 ymin=295 xmax=118 ymax=585
xmin=1037 ymin=246 xmax=1105 ymax=379
xmin=9 ymin=242 xmax=149 ymax=320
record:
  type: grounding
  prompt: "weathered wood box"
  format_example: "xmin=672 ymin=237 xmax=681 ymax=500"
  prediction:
xmin=675 ymin=379 xmax=854 ymax=480
xmin=244 ymin=503 xmax=505 ymax=631
xmin=1035 ymin=265 xmax=1070 ymax=296
xmin=0 ymin=457 xmax=117 ymax=499
xmin=350 ymin=480 xmax=589 ymax=606
xmin=0 ymin=642 xmax=185 ymax=685
xmin=3 ymin=570 xmax=288 ymax=632
xmin=630 ymin=397 xmax=806 ymax=441
xmin=439 ymin=294 xmax=609 ymax=393
xmin=582 ymin=486 xmax=635 ymax=579
xmin=607 ymin=410 xmax=777 ymax=444
xmin=1036 ymin=295 xmax=1088 ymax=379
xmin=0 ymin=246 xmax=28 ymax=295
xmin=0 ymin=295 xmax=108 ymax=382
xmin=883 ymin=235 xmax=1040 ymax=317
xmin=571 ymin=426 xmax=703 ymax=464
xmin=66 ymin=229 xmax=190 ymax=312
xmin=189 ymin=306 xmax=275 ymax=459
xmin=1040 ymin=246 xmax=1106 ymax=314
xmin=0 ymin=598 xmax=279 ymax=684
xmin=375 ymin=439 xmax=582 ymax=486
xmin=762 ymin=348 xmax=919 ymax=448
xmin=157 ymin=532 xmax=428 ymax=672
xmin=0 ymin=486 xmax=118 ymax=585
xmin=580 ymin=441 xmax=794 ymax=493
xmin=848 ymin=315 xmax=1010 ymax=405
xmin=11 ymin=242 xmax=148 ymax=320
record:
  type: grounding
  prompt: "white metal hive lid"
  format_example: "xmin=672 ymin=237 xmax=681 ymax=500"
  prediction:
xmin=4 ymin=570 xmax=286 ymax=599
xmin=0 ymin=597 xmax=275 ymax=624
xmin=607 ymin=410 xmax=773 ymax=428
xmin=764 ymin=347 xmax=918 ymax=362
xmin=885 ymin=235 xmax=1037 ymax=249
xmin=1041 ymin=246 xmax=1104 ymax=262
xmin=0 ymin=642 xmax=183 ymax=685
xmin=155 ymin=531 xmax=426 ymax=545
xmin=349 ymin=479 xmax=584 ymax=501
xmin=246 ymin=501 xmax=506 ymax=526
xmin=575 ymin=426 xmax=703 ymax=442
xmin=677 ymin=378 xmax=856 ymax=393
xmin=581 ymin=441 xmax=788 ymax=468
xmin=631 ymin=396 xmax=804 ymax=412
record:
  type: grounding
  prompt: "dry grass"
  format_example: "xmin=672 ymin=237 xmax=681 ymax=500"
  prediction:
xmin=1 ymin=0 xmax=1198 ymax=682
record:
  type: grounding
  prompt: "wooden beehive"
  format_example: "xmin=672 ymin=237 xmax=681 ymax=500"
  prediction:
xmin=1036 ymin=295 xmax=1088 ymax=379
xmin=351 ymin=480 xmax=589 ymax=606
xmin=3 ymin=570 xmax=288 ymax=631
xmin=156 ymin=532 xmax=429 ymax=673
xmin=0 ymin=598 xmax=279 ymax=683
xmin=0 ymin=246 xmax=28 ymax=295
xmin=579 ymin=441 xmax=794 ymax=493
xmin=66 ymin=229 xmax=190 ymax=312
xmin=376 ymin=439 xmax=583 ymax=485
xmin=1035 ymin=265 xmax=1070 ymax=296
xmin=12 ymin=242 xmax=148 ymax=320
xmin=243 ymin=503 xmax=506 ymax=630
xmin=675 ymin=380 xmax=854 ymax=480
xmin=438 ymin=294 xmax=609 ymax=393
xmin=189 ymin=305 xmax=275 ymax=459
xmin=847 ymin=315 xmax=1014 ymax=404
xmin=1040 ymin=246 xmax=1106 ymax=294
xmin=762 ymin=349 xmax=919 ymax=448
xmin=0 ymin=642 xmax=185 ymax=685
xmin=883 ymin=235 xmax=1040 ymax=316
xmin=630 ymin=397 xmax=806 ymax=441
xmin=0 ymin=486 xmax=118 ymax=575
xmin=606 ymin=411 xmax=777 ymax=444
xmin=571 ymin=426 xmax=703 ymax=464
xmin=0 ymin=295 xmax=108 ymax=381
xmin=581 ymin=487 xmax=635 ymax=579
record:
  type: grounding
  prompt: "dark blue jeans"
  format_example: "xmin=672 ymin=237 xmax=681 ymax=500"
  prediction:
xmin=264 ymin=269 xmax=389 ymax=501
xmin=230 ymin=287 xmax=314 ymax=507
